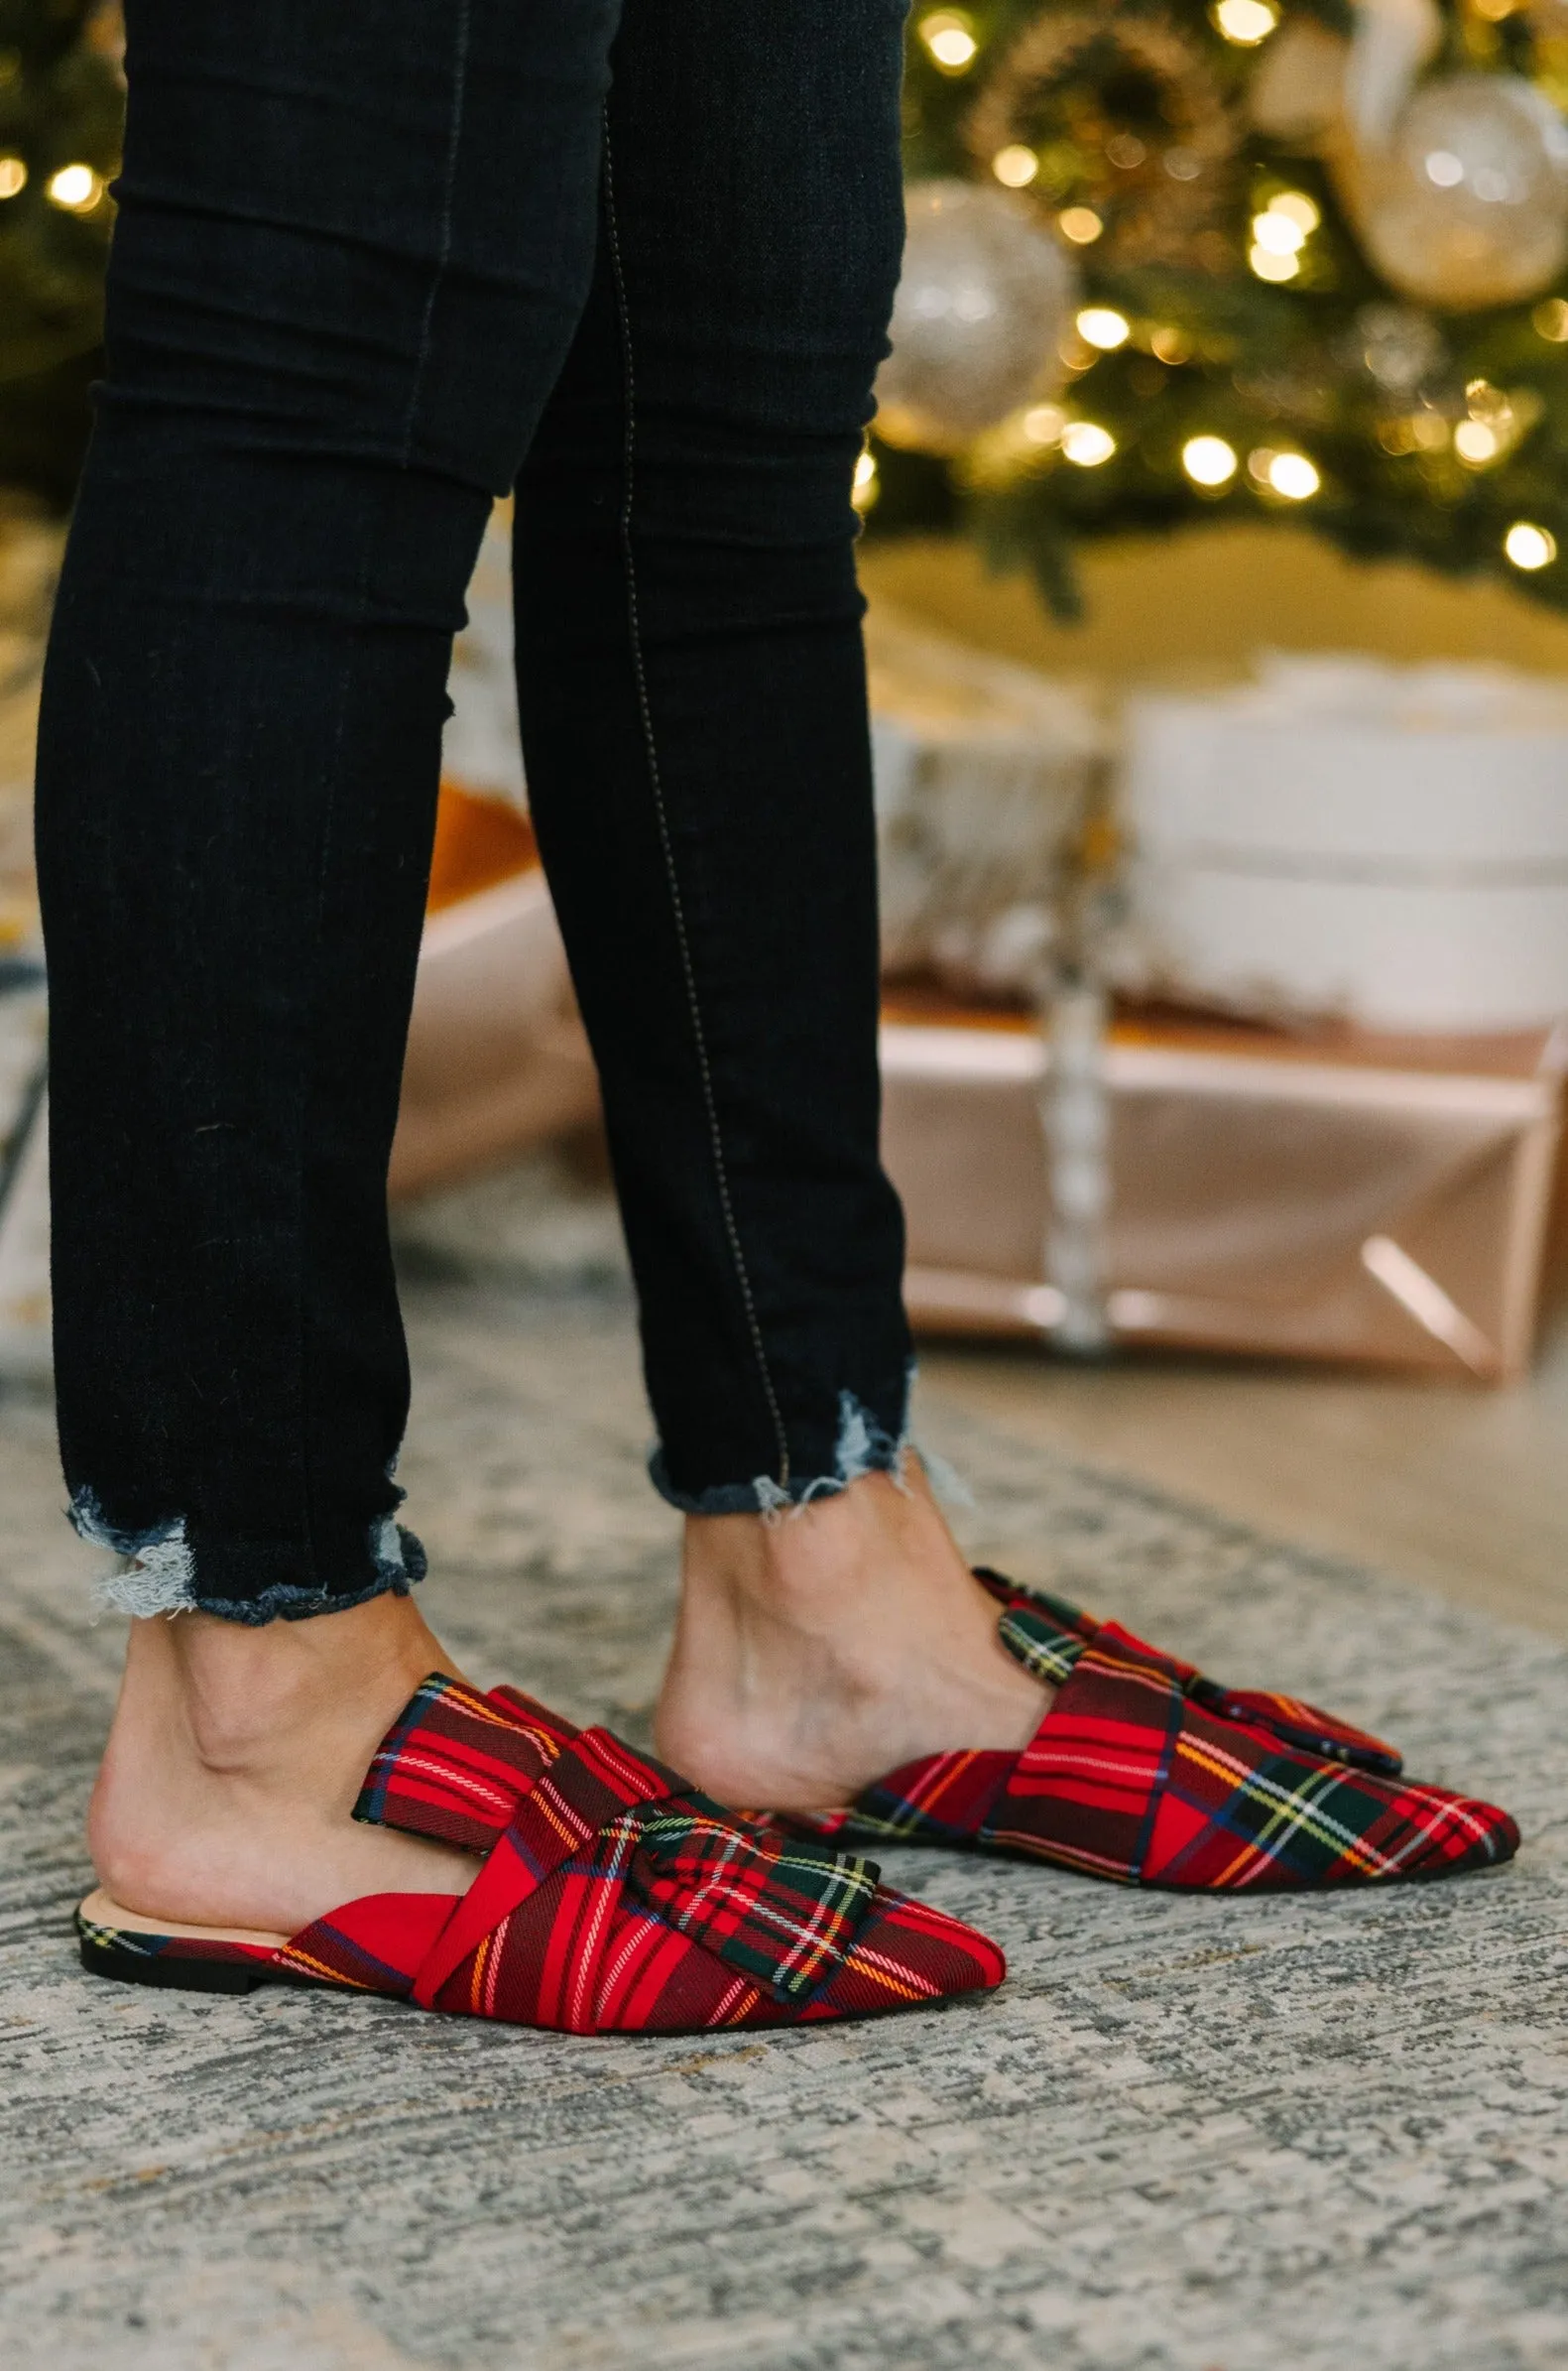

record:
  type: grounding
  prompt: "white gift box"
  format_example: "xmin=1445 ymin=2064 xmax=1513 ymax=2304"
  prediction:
xmin=1121 ymin=656 xmax=1568 ymax=1032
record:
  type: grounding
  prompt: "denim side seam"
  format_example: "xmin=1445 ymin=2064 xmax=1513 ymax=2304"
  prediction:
xmin=399 ymin=0 xmax=473 ymax=467
xmin=600 ymin=115 xmax=794 ymax=1495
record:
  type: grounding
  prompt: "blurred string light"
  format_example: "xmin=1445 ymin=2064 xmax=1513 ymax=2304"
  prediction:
xmin=1407 ymin=412 xmax=1450 ymax=450
xmin=1076 ymin=306 xmax=1130 ymax=350
xmin=918 ymin=11 xmax=979 ymax=73
xmin=1453 ymin=419 xmax=1500 ymax=462
xmin=48 ymin=163 xmax=101 ymax=211
xmin=1505 ymin=521 xmax=1556 ymax=568
xmin=1022 ymin=403 xmax=1066 ymax=445
xmin=1532 ymin=298 xmax=1568 ymax=341
xmin=852 ymin=449 xmax=879 ymax=513
xmin=1249 ymin=189 xmax=1319 ymax=284
xmin=992 ymin=145 xmax=1039 ymax=188
xmin=0 ymin=156 xmax=25 ymax=199
xmin=1057 ymin=206 xmax=1103 ymax=245
xmin=1452 ymin=380 xmax=1536 ymax=468
xmin=1270 ymin=191 xmax=1320 ymax=234
xmin=1250 ymin=446 xmax=1320 ymax=498
xmin=1149 ymin=325 xmax=1192 ymax=364
xmin=1211 ymin=0 xmax=1279 ymax=44
xmin=1060 ymin=420 xmax=1116 ymax=465
xmin=1268 ymin=451 xmax=1320 ymax=499
xmin=1379 ymin=411 xmax=1451 ymax=454
xmin=1182 ymin=435 xmax=1238 ymax=486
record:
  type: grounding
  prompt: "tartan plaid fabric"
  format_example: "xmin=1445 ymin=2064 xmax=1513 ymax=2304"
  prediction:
xmin=76 ymin=1908 xmax=275 ymax=1975
xmin=789 ymin=1571 xmax=1520 ymax=1892
xmin=635 ymin=1804 xmax=880 ymax=2002
xmin=80 ymin=1674 xmax=1006 ymax=2033
xmin=352 ymin=1674 xmax=574 ymax=1849
xmin=975 ymin=1568 xmax=1405 ymax=1775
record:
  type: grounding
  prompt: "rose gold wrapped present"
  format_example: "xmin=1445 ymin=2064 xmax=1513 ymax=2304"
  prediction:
xmin=884 ymin=1001 xmax=1566 ymax=1381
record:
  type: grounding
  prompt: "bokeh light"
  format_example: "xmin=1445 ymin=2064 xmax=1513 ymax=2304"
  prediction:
xmin=918 ymin=12 xmax=979 ymax=72
xmin=1505 ymin=521 xmax=1556 ymax=568
xmin=992 ymin=145 xmax=1039 ymax=189
xmin=1266 ymin=451 xmax=1321 ymax=500
xmin=1212 ymin=0 xmax=1279 ymax=44
xmin=1076 ymin=307 xmax=1131 ymax=350
xmin=1183 ymin=435 xmax=1239 ymax=487
xmin=1060 ymin=421 xmax=1116 ymax=466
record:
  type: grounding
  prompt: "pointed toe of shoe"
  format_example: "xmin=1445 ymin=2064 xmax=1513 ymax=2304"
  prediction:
xmin=810 ymin=1886 xmax=1007 ymax=2020
xmin=1405 ymin=1788 xmax=1520 ymax=1879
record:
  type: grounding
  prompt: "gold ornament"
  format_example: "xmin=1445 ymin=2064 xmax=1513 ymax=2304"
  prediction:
xmin=965 ymin=8 xmax=1239 ymax=271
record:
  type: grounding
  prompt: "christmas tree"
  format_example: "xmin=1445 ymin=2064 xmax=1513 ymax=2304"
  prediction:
xmin=871 ymin=0 xmax=1568 ymax=618
xmin=0 ymin=0 xmax=121 ymax=505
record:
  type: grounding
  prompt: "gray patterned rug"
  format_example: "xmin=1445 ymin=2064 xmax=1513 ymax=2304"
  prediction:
xmin=2 ymin=1271 xmax=1565 ymax=2371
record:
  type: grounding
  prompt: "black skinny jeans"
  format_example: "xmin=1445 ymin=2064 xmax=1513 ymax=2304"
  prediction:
xmin=35 ymin=0 xmax=916 ymax=1622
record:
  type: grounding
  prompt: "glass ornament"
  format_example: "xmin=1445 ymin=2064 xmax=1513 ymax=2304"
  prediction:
xmin=1354 ymin=302 xmax=1446 ymax=393
xmin=876 ymin=181 xmax=1078 ymax=450
xmin=1355 ymin=74 xmax=1568 ymax=311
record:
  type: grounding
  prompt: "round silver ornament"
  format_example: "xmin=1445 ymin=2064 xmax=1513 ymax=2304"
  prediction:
xmin=876 ymin=181 xmax=1077 ymax=451
xmin=1355 ymin=73 xmax=1568 ymax=312
xmin=1353 ymin=301 xmax=1446 ymax=394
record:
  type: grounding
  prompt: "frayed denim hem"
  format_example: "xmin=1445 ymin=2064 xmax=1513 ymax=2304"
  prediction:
xmin=135 ymin=1560 xmax=424 ymax=1627
xmin=69 ymin=1483 xmax=427 ymax=1624
xmin=650 ymin=1364 xmax=970 ymax=1517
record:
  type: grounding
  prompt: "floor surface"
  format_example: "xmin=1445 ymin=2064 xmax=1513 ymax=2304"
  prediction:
xmin=2 ymin=1275 xmax=1565 ymax=2371
xmin=925 ymin=1299 xmax=1568 ymax=1645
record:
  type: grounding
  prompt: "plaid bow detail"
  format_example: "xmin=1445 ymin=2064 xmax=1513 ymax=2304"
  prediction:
xmin=357 ymin=1675 xmax=882 ymax=2008
xmin=979 ymin=1571 xmax=1402 ymax=1777
xmin=1183 ymin=1680 xmax=1403 ymax=1777
xmin=634 ymin=1805 xmax=880 ymax=2003
xmin=354 ymin=1674 xmax=575 ymax=1848
xmin=996 ymin=1604 xmax=1089 ymax=1689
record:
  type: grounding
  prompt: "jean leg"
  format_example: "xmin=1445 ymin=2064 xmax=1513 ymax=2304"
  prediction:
xmin=514 ymin=0 xmax=912 ymax=1513
xmin=36 ymin=0 xmax=621 ymax=1619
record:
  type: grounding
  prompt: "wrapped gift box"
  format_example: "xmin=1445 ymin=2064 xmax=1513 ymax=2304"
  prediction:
xmin=884 ymin=1001 xmax=1566 ymax=1380
xmin=1120 ymin=657 xmax=1568 ymax=1033
xmin=867 ymin=606 xmax=1103 ymax=997
xmin=391 ymin=837 xmax=598 ymax=1201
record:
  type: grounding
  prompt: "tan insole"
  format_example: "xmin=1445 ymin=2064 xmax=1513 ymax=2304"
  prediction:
xmin=78 ymin=1886 xmax=291 ymax=1950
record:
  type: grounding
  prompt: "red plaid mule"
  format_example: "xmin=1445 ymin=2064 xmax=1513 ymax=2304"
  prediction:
xmin=784 ymin=1570 xmax=1520 ymax=1891
xmin=77 ymin=1673 xmax=1004 ymax=2033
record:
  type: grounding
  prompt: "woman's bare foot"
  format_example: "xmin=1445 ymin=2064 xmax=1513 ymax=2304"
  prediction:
xmin=656 ymin=1460 xmax=1049 ymax=1814
xmin=88 ymin=1591 xmax=481 ymax=1939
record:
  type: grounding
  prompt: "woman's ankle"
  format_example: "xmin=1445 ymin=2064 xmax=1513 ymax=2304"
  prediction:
xmin=87 ymin=1592 xmax=476 ymax=1934
xmin=656 ymin=1463 xmax=1047 ymax=1811
xmin=679 ymin=1461 xmax=974 ymax=1631
xmin=144 ymin=1591 xmax=456 ymax=1774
